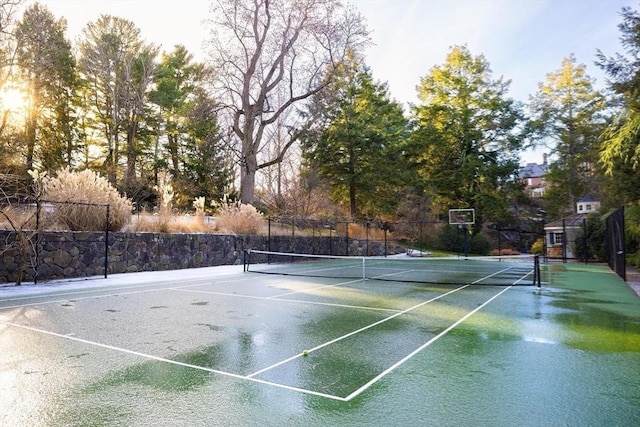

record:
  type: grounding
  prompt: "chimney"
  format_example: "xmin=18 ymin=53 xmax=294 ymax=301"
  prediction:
xmin=542 ymin=153 xmax=548 ymax=165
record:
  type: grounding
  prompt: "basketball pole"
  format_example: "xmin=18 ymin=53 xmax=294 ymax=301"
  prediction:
xmin=463 ymin=224 xmax=469 ymax=257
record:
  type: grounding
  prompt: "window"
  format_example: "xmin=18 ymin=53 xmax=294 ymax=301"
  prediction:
xmin=553 ymin=233 xmax=564 ymax=244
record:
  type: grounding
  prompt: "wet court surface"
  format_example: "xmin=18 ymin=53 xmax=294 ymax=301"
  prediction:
xmin=1 ymin=263 xmax=639 ymax=426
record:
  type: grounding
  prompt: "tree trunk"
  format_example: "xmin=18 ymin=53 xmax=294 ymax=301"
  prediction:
xmin=349 ymin=180 xmax=357 ymax=218
xmin=126 ymin=125 xmax=137 ymax=186
xmin=240 ymin=152 xmax=258 ymax=204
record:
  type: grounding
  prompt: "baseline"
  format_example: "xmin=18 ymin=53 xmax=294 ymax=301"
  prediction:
xmin=0 ymin=320 xmax=348 ymax=402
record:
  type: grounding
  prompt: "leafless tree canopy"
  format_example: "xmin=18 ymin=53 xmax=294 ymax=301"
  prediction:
xmin=205 ymin=0 xmax=369 ymax=203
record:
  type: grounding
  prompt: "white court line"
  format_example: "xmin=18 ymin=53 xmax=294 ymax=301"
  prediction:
xmin=173 ymin=288 xmax=401 ymax=313
xmin=0 ymin=274 xmax=253 ymax=304
xmin=471 ymin=265 xmax=517 ymax=284
xmin=0 ymin=276 xmax=258 ymax=311
xmin=1 ymin=266 xmax=532 ymax=401
xmin=246 ymin=284 xmax=469 ymax=378
xmin=344 ymin=285 xmax=514 ymax=401
xmin=0 ymin=320 xmax=348 ymax=402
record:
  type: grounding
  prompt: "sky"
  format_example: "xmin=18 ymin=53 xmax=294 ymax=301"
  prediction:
xmin=32 ymin=0 xmax=631 ymax=163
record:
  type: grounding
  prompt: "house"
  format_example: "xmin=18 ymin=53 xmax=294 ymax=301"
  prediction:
xmin=544 ymin=195 xmax=599 ymax=260
xmin=576 ymin=194 xmax=600 ymax=214
xmin=519 ymin=154 xmax=548 ymax=198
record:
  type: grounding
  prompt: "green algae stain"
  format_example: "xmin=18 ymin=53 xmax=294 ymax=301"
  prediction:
xmin=84 ymin=345 xmax=223 ymax=394
xmin=561 ymin=321 xmax=640 ymax=352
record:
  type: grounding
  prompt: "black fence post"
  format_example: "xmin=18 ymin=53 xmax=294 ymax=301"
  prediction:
xmin=329 ymin=227 xmax=333 ymax=256
xmin=35 ymin=198 xmax=41 ymax=284
xmin=346 ymin=221 xmax=349 ymax=256
xmin=268 ymin=216 xmax=271 ymax=252
xmin=384 ymin=227 xmax=387 ymax=257
xmin=366 ymin=221 xmax=369 ymax=257
xmin=104 ymin=204 xmax=109 ymax=278
xmin=606 ymin=206 xmax=626 ymax=281
xmin=583 ymin=218 xmax=588 ymax=264
xmin=562 ymin=218 xmax=567 ymax=263
xmin=534 ymin=255 xmax=541 ymax=288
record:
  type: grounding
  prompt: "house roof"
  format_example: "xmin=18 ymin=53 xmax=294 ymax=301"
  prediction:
xmin=519 ymin=162 xmax=548 ymax=179
xmin=578 ymin=194 xmax=597 ymax=203
xmin=544 ymin=213 xmax=588 ymax=229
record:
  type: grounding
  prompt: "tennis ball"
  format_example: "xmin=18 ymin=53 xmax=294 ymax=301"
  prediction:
xmin=302 ymin=350 xmax=308 ymax=357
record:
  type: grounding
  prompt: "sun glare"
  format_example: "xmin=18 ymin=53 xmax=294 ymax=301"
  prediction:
xmin=0 ymin=87 xmax=27 ymax=112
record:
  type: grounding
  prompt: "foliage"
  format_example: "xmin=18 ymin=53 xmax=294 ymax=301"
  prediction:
xmin=152 ymin=178 xmax=175 ymax=233
xmin=77 ymin=15 xmax=159 ymax=185
xmin=123 ymin=211 xmax=213 ymax=234
xmin=574 ymin=213 xmax=607 ymax=262
xmin=214 ymin=198 xmax=264 ymax=235
xmin=407 ymin=45 xmax=525 ymax=228
xmin=14 ymin=3 xmax=79 ymax=172
xmin=530 ymin=238 xmax=545 ymax=255
xmin=435 ymin=224 xmax=491 ymax=255
xmin=596 ymin=6 xmax=640 ymax=203
xmin=257 ymin=167 xmax=339 ymax=218
xmin=42 ymin=169 xmax=132 ymax=231
xmin=302 ymin=52 xmax=408 ymax=218
xmin=529 ymin=55 xmax=607 ymax=217
xmin=148 ymin=47 xmax=232 ymax=210
xmin=625 ymin=201 xmax=640 ymax=266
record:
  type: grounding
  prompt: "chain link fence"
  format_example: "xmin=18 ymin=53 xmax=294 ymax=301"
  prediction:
xmin=0 ymin=199 xmax=109 ymax=284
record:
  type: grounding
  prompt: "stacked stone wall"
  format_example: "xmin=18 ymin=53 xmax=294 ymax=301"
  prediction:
xmin=0 ymin=230 xmax=402 ymax=284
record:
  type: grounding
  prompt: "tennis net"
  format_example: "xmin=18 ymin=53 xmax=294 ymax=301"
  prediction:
xmin=243 ymin=250 xmax=543 ymax=286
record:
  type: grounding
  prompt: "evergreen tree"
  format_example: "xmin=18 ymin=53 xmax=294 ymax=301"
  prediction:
xmin=302 ymin=53 xmax=407 ymax=218
xmin=408 ymin=45 xmax=525 ymax=227
xmin=148 ymin=46 xmax=231 ymax=210
xmin=14 ymin=3 xmax=79 ymax=172
xmin=597 ymin=6 xmax=640 ymax=205
xmin=77 ymin=15 xmax=158 ymax=185
xmin=529 ymin=55 xmax=607 ymax=218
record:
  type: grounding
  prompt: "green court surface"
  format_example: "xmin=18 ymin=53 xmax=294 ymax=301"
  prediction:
xmin=1 ymin=261 xmax=639 ymax=426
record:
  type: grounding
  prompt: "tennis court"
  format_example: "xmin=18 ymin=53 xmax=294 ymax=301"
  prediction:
xmin=1 ymin=255 xmax=639 ymax=426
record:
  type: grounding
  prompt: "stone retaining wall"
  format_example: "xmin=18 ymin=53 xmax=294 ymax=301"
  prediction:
xmin=0 ymin=230 xmax=403 ymax=284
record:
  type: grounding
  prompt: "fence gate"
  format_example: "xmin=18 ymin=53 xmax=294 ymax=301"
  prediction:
xmin=605 ymin=206 xmax=625 ymax=281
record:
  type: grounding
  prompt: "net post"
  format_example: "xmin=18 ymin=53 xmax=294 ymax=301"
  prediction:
xmin=243 ymin=250 xmax=250 ymax=272
xmin=534 ymin=255 xmax=541 ymax=287
xmin=362 ymin=256 xmax=366 ymax=280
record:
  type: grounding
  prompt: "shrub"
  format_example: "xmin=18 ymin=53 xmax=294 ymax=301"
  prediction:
xmin=436 ymin=225 xmax=463 ymax=252
xmin=43 ymin=169 xmax=132 ymax=231
xmin=435 ymin=224 xmax=491 ymax=255
xmin=123 ymin=211 xmax=213 ymax=234
xmin=628 ymin=251 xmax=640 ymax=269
xmin=469 ymin=233 xmax=491 ymax=255
xmin=214 ymin=201 xmax=264 ymax=235
xmin=530 ymin=238 xmax=545 ymax=255
xmin=575 ymin=213 xmax=606 ymax=262
xmin=347 ymin=222 xmax=387 ymax=240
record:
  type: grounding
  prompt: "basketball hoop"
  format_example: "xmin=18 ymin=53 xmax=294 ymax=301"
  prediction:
xmin=448 ymin=208 xmax=475 ymax=225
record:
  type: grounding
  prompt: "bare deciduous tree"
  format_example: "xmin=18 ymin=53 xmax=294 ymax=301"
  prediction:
xmin=205 ymin=0 xmax=368 ymax=203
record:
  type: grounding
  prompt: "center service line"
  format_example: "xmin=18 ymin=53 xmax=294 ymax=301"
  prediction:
xmin=247 ymin=284 xmax=470 ymax=378
xmin=343 ymin=285 xmax=514 ymax=401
